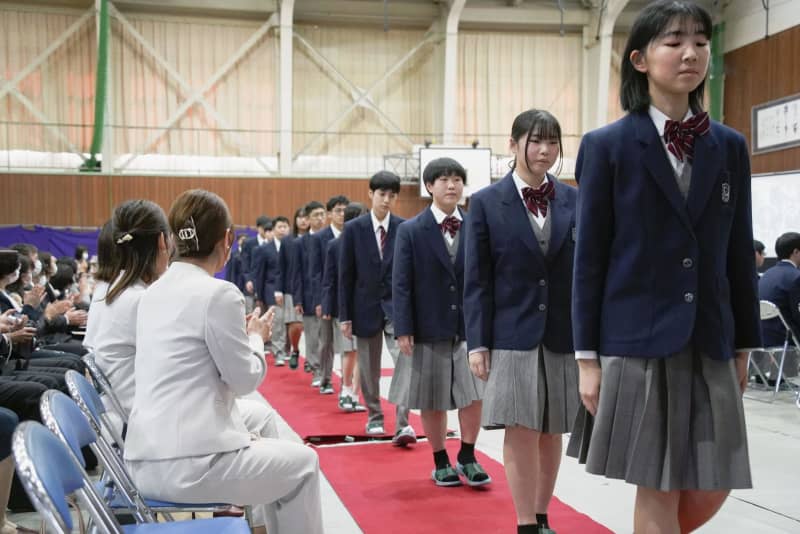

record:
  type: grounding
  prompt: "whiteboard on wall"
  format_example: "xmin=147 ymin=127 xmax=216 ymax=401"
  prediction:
xmin=418 ymin=147 xmax=492 ymax=198
xmin=751 ymin=171 xmax=800 ymax=256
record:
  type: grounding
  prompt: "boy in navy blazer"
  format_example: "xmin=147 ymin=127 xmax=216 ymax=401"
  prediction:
xmin=312 ymin=196 xmax=349 ymax=395
xmin=241 ymin=215 xmax=271 ymax=308
xmin=292 ymin=201 xmax=326 ymax=384
xmin=322 ymin=203 xmax=366 ymax=411
xmin=268 ymin=216 xmax=291 ymax=366
xmin=339 ymin=171 xmax=416 ymax=443
xmin=756 ymin=232 xmax=800 ymax=381
xmin=392 ymin=158 xmax=488 ymax=486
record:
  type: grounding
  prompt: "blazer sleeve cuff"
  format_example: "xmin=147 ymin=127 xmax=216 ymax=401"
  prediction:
xmin=575 ymin=350 xmax=598 ymax=360
xmin=468 ymin=346 xmax=489 ymax=356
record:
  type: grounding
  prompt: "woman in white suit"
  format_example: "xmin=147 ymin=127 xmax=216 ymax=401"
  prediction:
xmin=124 ymin=189 xmax=323 ymax=534
xmin=86 ymin=200 xmax=278 ymax=444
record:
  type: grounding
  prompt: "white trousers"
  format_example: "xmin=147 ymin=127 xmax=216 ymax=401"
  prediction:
xmin=236 ymin=398 xmax=278 ymax=439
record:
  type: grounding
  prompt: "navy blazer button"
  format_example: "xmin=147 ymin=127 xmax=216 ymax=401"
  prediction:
xmin=684 ymin=292 xmax=694 ymax=303
xmin=682 ymin=258 xmax=693 ymax=268
xmin=450 ymin=304 xmax=457 ymax=311
xmin=538 ymin=304 xmax=547 ymax=311
xmin=449 ymin=285 xmax=456 ymax=292
xmin=539 ymin=279 xmax=547 ymax=286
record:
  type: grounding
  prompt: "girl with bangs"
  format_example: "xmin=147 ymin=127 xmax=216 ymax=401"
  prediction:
xmin=464 ymin=109 xmax=579 ymax=534
xmin=568 ymin=1 xmax=760 ymax=532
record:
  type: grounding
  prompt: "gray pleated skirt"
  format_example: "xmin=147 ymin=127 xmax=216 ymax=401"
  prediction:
xmin=566 ymin=348 xmax=752 ymax=491
xmin=389 ymin=339 xmax=484 ymax=411
xmin=482 ymin=346 xmax=579 ymax=434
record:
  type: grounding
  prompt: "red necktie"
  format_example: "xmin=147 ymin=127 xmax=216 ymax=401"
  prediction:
xmin=440 ymin=216 xmax=461 ymax=238
xmin=379 ymin=226 xmax=387 ymax=255
xmin=521 ymin=181 xmax=555 ymax=218
xmin=663 ymin=112 xmax=710 ymax=163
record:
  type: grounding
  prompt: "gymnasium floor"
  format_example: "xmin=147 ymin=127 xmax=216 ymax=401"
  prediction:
xmin=10 ymin=341 xmax=800 ymax=533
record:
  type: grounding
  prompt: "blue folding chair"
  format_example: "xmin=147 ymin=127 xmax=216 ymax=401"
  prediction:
xmin=82 ymin=352 xmax=128 ymax=425
xmin=63 ymin=371 xmax=246 ymax=521
xmin=11 ymin=421 xmax=249 ymax=533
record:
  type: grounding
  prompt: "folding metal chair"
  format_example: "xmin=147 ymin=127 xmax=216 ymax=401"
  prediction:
xmin=82 ymin=352 xmax=128 ymax=425
xmin=63 ymin=371 xmax=249 ymax=521
xmin=748 ymin=300 xmax=800 ymax=404
xmin=12 ymin=421 xmax=250 ymax=534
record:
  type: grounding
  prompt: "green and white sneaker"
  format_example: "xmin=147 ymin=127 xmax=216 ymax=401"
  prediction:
xmin=431 ymin=465 xmax=462 ymax=487
xmin=456 ymin=461 xmax=492 ymax=487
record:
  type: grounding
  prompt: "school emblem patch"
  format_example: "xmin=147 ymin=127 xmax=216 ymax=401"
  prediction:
xmin=721 ymin=183 xmax=731 ymax=204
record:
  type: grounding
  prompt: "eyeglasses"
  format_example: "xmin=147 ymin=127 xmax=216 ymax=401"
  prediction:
xmin=332 ymin=208 xmax=346 ymax=214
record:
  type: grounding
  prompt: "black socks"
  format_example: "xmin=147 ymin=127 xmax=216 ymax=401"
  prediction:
xmin=433 ymin=449 xmax=450 ymax=470
xmin=536 ymin=513 xmax=549 ymax=529
xmin=457 ymin=441 xmax=476 ymax=465
xmin=517 ymin=525 xmax=538 ymax=534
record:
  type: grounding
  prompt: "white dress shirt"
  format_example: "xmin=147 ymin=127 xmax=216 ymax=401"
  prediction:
xmin=331 ymin=225 xmax=342 ymax=240
xmin=513 ymin=172 xmax=550 ymax=229
xmin=370 ymin=210 xmax=390 ymax=259
xmin=83 ymin=276 xmax=145 ymax=417
xmin=430 ymin=204 xmax=463 ymax=247
xmin=125 ymin=261 xmax=266 ymax=461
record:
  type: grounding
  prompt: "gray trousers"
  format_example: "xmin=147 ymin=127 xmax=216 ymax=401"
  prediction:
xmin=302 ymin=316 xmax=321 ymax=373
xmin=356 ymin=320 xmax=409 ymax=431
xmin=271 ymin=303 xmax=287 ymax=361
xmin=318 ymin=318 xmax=334 ymax=383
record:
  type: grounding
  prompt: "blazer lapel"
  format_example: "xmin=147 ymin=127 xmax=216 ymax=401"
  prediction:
xmin=361 ymin=217 xmax=382 ymax=267
xmin=381 ymin=215 xmax=400 ymax=273
xmin=633 ymin=113 xmax=693 ymax=232
xmin=546 ymin=178 xmax=570 ymax=260
xmin=422 ymin=209 xmax=456 ymax=277
xmin=686 ymin=128 xmax=722 ymax=226
xmin=499 ymin=173 xmax=545 ymax=261
xmin=454 ymin=208 xmax=465 ymax=279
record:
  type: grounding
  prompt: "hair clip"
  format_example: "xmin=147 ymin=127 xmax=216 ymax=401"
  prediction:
xmin=115 ymin=233 xmax=134 ymax=245
xmin=178 ymin=216 xmax=200 ymax=251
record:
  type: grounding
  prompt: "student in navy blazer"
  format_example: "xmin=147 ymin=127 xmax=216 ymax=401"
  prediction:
xmin=339 ymin=171 xmax=415 ymax=442
xmin=567 ymin=3 xmax=761 ymax=533
xmin=321 ymin=203 xmax=366 ymax=412
xmin=311 ymin=196 xmax=349 ymax=395
xmin=240 ymin=216 xmax=271 ymax=303
xmin=224 ymin=234 xmax=248 ymax=294
xmin=292 ymin=201 xmax=326 ymax=382
xmin=392 ymin=158 xmax=488 ymax=488
xmin=755 ymin=232 xmax=800 ymax=380
xmin=251 ymin=239 xmax=279 ymax=310
xmin=463 ymin=110 xmax=578 ymax=533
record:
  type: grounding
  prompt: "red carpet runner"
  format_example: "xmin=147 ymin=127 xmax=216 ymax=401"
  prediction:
xmin=258 ymin=357 xmax=612 ymax=534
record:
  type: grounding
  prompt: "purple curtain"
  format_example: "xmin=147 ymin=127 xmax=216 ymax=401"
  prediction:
xmin=0 ymin=225 xmax=259 ymax=279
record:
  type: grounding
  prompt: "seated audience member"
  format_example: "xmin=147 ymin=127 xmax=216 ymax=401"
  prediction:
xmin=754 ymin=239 xmax=766 ymax=274
xmin=74 ymin=245 xmax=89 ymax=275
xmin=124 ymin=189 xmax=322 ymax=534
xmin=756 ymin=232 xmax=800 ymax=381
xmin=87 ymin=201 xmax=277 ymax=441
xmin=84 ymin=220 xmax=115 ymax=350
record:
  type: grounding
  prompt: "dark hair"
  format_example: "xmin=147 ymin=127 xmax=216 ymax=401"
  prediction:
xmin=304 ymin=201 xmax=325 ymax=216
xmin=106 ymin=200 xmax=170 ymax=304
xmin=74 ymin=245 xmax=88 ymax=261
xmin=326 ymin=195 xmax=350 ymax=211
xmin=39 ymin=251 xmax=54 ymax=277
xmin=510 ymin=109 xmax=564 ymax=175
xmin=0 ymin=251 xmax=20 ymax=279
xmin=620 ymin=0 xmax=712 ymax=113
xmin=51 ymin=263 xmax=75 ymax=294
xmin=753 ymin=240 xmax=765 ymax=254
xmin=775 ymin=233 xmax=800 ymax=260
xmin=422 ymin=157 xmax=467 ymax=186
xmin=273 ymin=216 xmax=290 ymax=227
xmin=292 ymin=207 xmax=308 ymax=237
xmin=57 ymin=257 xmax=78 ymax=276
xmin=95 ymin=220 xmax=117 ymax=283
xmin=369 ymin=171 xmax=401 ymax=193
xmin=6 ymin=255 xmax=32 ymax=297
xmin=256 ymin=215 xmax=271 ymax=229
xmin=169 ymin=189 xmax=233 ymax=260
xmin=9 ymin=243 xmax=36 ymax=260
xmin=344 ymin=202 xmax=367 ymax=223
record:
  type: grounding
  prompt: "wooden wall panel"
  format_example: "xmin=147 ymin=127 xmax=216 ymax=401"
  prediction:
xmin=0 ymin=174 xmax=432 ymax=227
xmin=724 ymin=25 xmax=800 ymax=174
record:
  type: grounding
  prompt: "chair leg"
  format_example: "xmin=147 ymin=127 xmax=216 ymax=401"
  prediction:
xmin=773 ymin=345 xmax=790 ymax=401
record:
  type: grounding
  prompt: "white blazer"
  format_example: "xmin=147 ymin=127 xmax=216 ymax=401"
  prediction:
xmin=124 ymin=261 xmax=266 ymax=461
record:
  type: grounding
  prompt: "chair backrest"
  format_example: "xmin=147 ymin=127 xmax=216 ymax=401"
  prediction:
xmin=82 ymin=353 xmax=128 ymax=423
xmin=41 ymin=390 xmax=155 ymax=524
xmin=12 ymin=421 xmax=124 ymax=534
xmin=760 ymin=300 xmax=781 ymax=321
xmin=65 ymin=370 xmax=124 ymax=448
